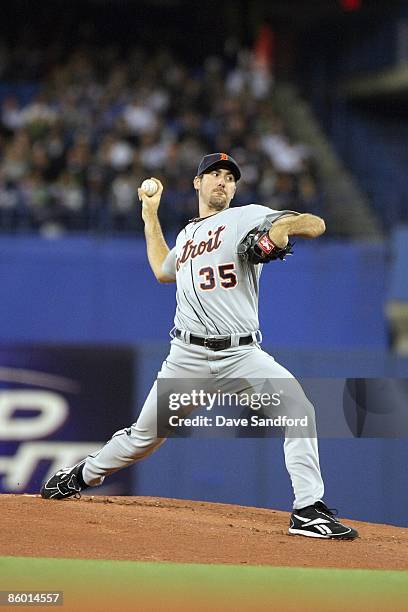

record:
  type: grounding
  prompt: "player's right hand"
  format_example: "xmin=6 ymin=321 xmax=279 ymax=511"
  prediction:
xmin=138 ymin=177 xmax=163 ymax=221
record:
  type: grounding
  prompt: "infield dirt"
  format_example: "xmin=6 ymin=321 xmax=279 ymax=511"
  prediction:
xmin=2 ymin=494 xmax=408 ymax=569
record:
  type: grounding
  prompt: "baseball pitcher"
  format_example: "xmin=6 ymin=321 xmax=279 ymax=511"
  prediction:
xmin=41 ymin=153 xmax=358 ymax=540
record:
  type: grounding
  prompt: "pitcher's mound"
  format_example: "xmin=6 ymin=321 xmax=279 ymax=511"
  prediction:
xmin=2 ymin=495 xmax=408 ymax=569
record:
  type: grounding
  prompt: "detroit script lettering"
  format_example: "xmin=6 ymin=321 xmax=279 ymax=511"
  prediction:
xmin=176 ymin=226 xmax=226 ymax=271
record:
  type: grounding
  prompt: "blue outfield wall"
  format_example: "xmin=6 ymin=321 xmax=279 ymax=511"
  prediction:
xmin=134 ymin=343 xmax=408 ymax=528
xmin=389 ymin=226 xmax=408 ymax=301
xmin=1 ymin=236 xmax=406 ymax=526
xmin=0 ymin=236 xmax=387 ymax=348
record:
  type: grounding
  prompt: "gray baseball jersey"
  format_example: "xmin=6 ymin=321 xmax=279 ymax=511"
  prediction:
xmin=162 ymin=204 xmax=295 ymax=335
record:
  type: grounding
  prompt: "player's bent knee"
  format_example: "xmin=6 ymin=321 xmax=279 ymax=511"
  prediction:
xmin=126 ymin=433 xmax=166 ymax=460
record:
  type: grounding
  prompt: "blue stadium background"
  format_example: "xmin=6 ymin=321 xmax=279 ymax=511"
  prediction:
xmin=1 ymin=0 xmax=408 ymax=527
xmin=1 ymin=235 xmax=407 ymax=526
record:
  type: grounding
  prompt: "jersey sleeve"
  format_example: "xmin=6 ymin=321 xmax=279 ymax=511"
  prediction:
xmin=161 ymin=247 xmax=177 ymax=280
xmin=236 ymin=204 xmax=300 ymax=246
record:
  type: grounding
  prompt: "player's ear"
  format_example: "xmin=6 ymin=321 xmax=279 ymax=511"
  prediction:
xmin=193 ymin=175 xmax=201 ymax=191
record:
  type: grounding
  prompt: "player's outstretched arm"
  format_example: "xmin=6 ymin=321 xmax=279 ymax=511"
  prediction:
xmin=138 ymin=178 xmax=175 ymax=283
xmin=268 ymin=213 xmax=326 ymax=248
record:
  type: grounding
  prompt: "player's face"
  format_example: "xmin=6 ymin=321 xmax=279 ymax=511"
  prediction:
xmin=194 ymin=167 xmax=237 ymax=211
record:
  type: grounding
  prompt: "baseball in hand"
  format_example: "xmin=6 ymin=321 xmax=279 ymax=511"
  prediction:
xmin=141 ymin=179 xmax=158 ymax=197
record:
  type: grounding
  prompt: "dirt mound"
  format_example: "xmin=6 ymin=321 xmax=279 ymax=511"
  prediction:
xmin=2 ymin=494 xmax=408 ymax=569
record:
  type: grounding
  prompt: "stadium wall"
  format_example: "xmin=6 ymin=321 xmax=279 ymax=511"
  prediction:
xmin=2 ymin=236 xmax=406 ymax=526
xmin=0 ymin=236 xmax=387 ymax=348
xmin=134 ymin=344 xmax=408 ymax=527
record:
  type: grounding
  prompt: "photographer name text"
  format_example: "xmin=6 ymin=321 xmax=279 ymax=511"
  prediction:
xmin=167 ymin=415 xmax=308 ymax=428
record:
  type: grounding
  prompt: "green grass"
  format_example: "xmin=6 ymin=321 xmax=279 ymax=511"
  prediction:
xmin=1 ymin=557 xmax=407 ymax=611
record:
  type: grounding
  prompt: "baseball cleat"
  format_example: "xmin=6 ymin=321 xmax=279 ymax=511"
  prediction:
xmin=40 ymin=461 xmax=88 ymax=500
xmin=288 ymin=501 xmax=358 ymax=540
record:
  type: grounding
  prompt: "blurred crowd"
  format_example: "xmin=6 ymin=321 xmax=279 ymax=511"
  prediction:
xmin=0 ymin=45 xmax=324 ymax=236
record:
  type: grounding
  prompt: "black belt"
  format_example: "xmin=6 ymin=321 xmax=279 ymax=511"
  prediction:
xmin=175 ymin=329 xmax=254 ymax=351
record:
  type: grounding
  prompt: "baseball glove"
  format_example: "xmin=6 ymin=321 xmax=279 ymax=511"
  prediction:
xmin=237 ymin=218 xmax=294 ymax=265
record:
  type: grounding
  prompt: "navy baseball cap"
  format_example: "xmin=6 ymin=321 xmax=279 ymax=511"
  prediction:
xmin=197 ymin=153 xmax=241 ymax=181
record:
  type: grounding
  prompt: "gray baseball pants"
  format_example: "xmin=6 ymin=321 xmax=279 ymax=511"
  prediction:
xmin=82 ymin=336 xmax=325 ymax=509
